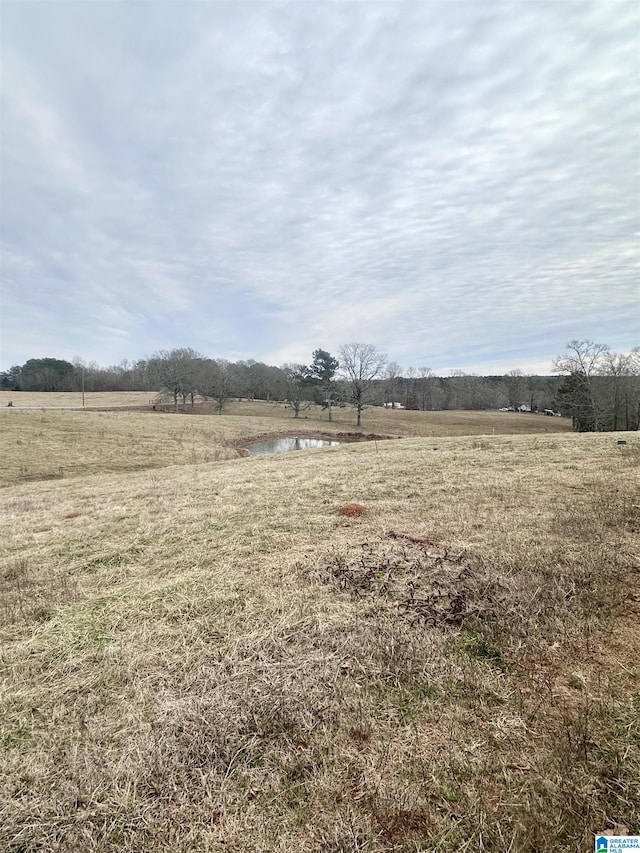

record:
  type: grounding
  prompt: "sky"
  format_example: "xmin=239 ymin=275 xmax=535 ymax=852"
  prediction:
xmin=1 ymin=0 xmax=638 ymax=376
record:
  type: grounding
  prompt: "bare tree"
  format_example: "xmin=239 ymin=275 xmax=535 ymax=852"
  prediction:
xmin=601 ymin=351 xmax=639 ymax=430
xmin=149 ymin=348 xmax=203 ymax=412
xmin=384 ymin=361 xmax=402 ymax=409
xmin=405 ymin=366 xmax=420 ymax=409
xmin=418 ymin=366 xmax=436 ymax=410
xmin=525 ymin=374 xmax=549 ymax=413
xmin=282 ymin=364 xmax=311 ymax=418
xmin=235 ymin=360 xmax=283 ymax=401
xmin=502 ymin=368 xmax=525 ymax=411
xmin=628 ymin=347 xmax=640 ymax=429
xmin=198 ymin=358 xmax=234 ymax=414
xmin=338 ymin=343 xmax=387 ymax=427
xmin=553 ymin=340 xmax=610 ymax=430
xmin=445 ymin=371 xmax=500 ymax=410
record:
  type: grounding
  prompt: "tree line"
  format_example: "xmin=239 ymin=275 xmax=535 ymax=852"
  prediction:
xmin=2 ymin=340 xmax=638 ymax=430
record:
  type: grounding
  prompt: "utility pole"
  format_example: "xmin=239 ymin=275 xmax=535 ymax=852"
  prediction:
xmin=73 ymin=356 xmax=86 ymax=407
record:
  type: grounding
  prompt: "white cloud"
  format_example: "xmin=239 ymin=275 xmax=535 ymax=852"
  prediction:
xmin=131 ymin=261 xmax=190 ymax=312
xmin=1 ymin=0 xmax=638 ymax=373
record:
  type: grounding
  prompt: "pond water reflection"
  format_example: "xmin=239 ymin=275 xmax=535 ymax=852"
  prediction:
xmin=246 ymin=437 xmax=341 ymax=456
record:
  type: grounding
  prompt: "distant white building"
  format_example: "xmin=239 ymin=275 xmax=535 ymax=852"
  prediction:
xmin=384 ymin=401 xmax=405 ymax=409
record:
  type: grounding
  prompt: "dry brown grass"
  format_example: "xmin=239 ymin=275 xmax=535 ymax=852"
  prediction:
xmin=0 ymin=399 xmax=571 ymax=489
xmin=1 ymin=389 xmax=574 ymax=430
xmin=223 ymin=399 xmax=574 ymax=438
xmin=0 ymin=408 xmax=351 ymax=488
xmin=0 ymin=391 xmax=155 ymax=409
xmin=0 ymin=420 xmax=637 ymax=851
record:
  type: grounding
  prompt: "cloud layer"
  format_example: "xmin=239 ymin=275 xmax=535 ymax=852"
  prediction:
xmin=2 ymin=0 xmax=638 ymax=374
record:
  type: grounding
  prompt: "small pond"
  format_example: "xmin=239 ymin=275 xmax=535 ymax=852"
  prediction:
xmin=246 ymin=437 xmax=341 ymax=456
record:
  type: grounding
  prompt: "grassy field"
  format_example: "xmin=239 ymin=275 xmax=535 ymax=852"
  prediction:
xmin=0 ymin=399 xmax=572 ymax=489
xmin=1 ymin=390 xmax=573 ymax=434
xmin=0 ymin=391 xmax=155 ymax=409
xmin=219 ymin=401 xmax=575 ymax=439
xmin=0 ymin=408 xmax=637 ymax=851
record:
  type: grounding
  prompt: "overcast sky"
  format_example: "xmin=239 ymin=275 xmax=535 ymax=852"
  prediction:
xmin=1 ymin=1 xmax=638 ymax=375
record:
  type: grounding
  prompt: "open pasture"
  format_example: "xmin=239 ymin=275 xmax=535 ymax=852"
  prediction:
xmin=0 ymin=411 xmax=637 ymax=851
xmin=0 ymin=409 xmax=252 ymax=488
xmin=221 ymin=400 xmax=575 ymax=438
xmin=1 ymin=388 xmax=576 ymax=433
xmin=0 ymin=400 xmax=572 ymax=489
xmin=0 ymin=407 xmax=357 ymax=488
xmin=0 ymin=391 xmax=155 ymax=409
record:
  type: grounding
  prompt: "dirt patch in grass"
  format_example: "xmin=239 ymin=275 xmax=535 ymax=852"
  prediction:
xmin=337 ymin=503 xmax=368 ymax=517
